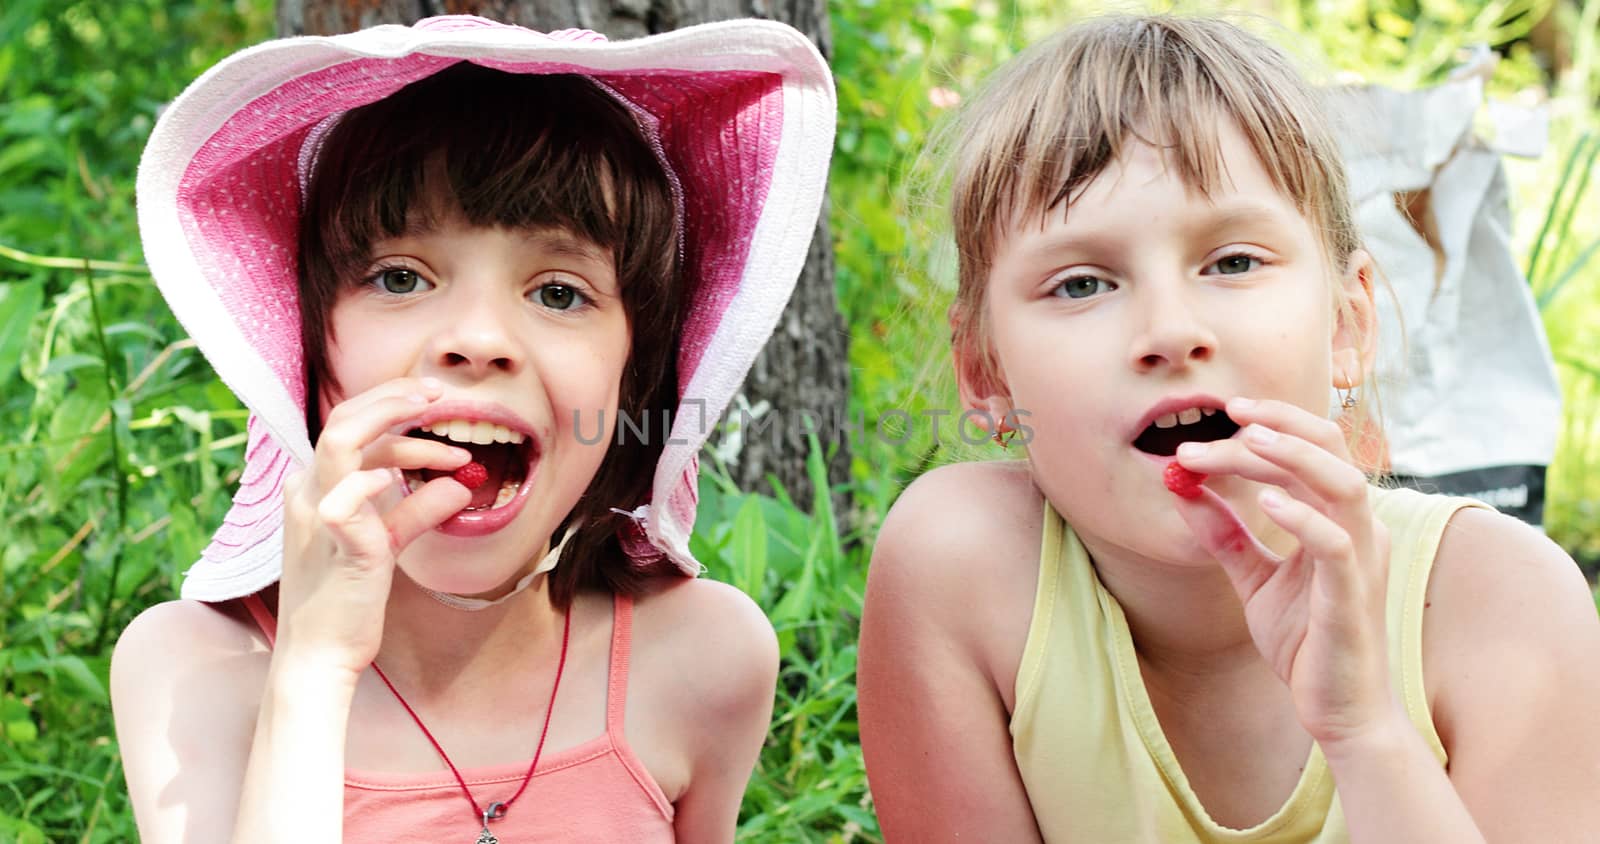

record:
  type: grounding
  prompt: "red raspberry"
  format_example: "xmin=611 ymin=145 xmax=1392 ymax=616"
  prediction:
xmin=452 ymin=461 xmax=489 ymax=490
xmin=1164 ymin=462 xmax=1207 ymax=499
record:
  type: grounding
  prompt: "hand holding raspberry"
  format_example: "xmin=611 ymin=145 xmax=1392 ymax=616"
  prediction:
xmin=452 ymin=461 xmax=489 ymax=490
xmin=1164 ymin=462 xmax=1206 ymax=499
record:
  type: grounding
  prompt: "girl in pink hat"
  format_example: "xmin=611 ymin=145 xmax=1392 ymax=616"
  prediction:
xmin=857 ymin=14 xmax=1600 ymax=843
xmin=110 ymin=16 xmax=834 ymax=843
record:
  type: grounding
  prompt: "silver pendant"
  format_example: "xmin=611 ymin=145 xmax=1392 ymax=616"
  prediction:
xmin=476 ymin=801 xmax=506 ymax=843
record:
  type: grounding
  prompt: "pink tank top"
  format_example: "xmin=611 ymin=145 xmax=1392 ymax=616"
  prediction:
xmin=240 ymin=592 xmax=676 ymax=842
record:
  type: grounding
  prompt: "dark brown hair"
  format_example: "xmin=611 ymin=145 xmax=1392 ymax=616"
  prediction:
xmin=297 ymin=63 xmax=684 ymax=608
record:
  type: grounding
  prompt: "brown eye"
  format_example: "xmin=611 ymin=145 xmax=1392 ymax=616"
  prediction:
xmin=534 ymin=283 xmax=588 ymax=311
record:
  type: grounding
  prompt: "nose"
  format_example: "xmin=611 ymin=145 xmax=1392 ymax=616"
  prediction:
xmin=427 ymin=293 xmax=525 ymax=379
xmin=1129 ymin=287 xmax=1215 ymax=373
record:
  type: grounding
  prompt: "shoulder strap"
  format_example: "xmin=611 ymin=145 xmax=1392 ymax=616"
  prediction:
xmin=240 ymin=591 xmax=277 ymax=647
xmin=605 ymin=593 xmax=634 ymax=738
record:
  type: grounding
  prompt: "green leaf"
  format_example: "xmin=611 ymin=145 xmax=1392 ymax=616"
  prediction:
xmin=726 ymin=495 xmax=769 ymax=601
xmin=48 ymin=655 xmax=107 ymax=703
xmin=39 ymin=352 xmax=104 ymax=378
xmin=4 ymin=718 xmax=38 ymax=744
xmin=1535 ymin=236 xmax=1600 ymax=310
xmin=0 ymin=136 xmax=49 ymax=179
xmin=0 ymin=814 xmax=50 ymax=844
xmin=103 ymin=320 xmax=164 ymax=342
xmin=0 ymin=280 xmax=42 ymax=384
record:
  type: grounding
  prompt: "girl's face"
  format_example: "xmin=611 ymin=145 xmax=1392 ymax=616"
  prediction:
xmin=322 ymin=207 xmax=630 ymax=596
xmin=969 ymin=118 xmax=1369 ymax=567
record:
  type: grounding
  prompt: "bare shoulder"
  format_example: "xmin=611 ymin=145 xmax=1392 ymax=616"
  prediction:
xmin=875 ymin=460 xmax=1042 ymax=579
xmin=1422 ymin=505 xmax=1600 ymax=746
xmin=869 ymin=460 xmax=1043 ymax=676
xmin=858 ymin=461 xmax=1050 ymax=839
xmin=112 ymin=597 xmax=268 ymax=738
xmin=631 ymin=576 xmax=777 ymax=717
xmin=628 ymin=575 xmax=777 ymax=815
xmin=112 ymin=598 xmax=270 ymax=839
xmin=1419 ymin=505 xmax=1600 ymax=834
xmin=113 ymin=598 xmax=267 ymax=700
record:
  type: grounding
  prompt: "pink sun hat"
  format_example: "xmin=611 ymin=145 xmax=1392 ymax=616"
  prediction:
xmin=136 ymin=15 xmax=836 ymax=602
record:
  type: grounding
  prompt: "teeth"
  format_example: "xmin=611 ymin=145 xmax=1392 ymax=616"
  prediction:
xmin=1177 ymin=407 xmax=1202 ymax=425
xmin=495 ymin=479 xmax=517 ymax=508
xmin=1154 ymin=413 xmax=1179 ymax=429
xmin=420 ymin=419 xmax=527 ymax=445
xmin=1201 ymin=408 xmax=1216 ymax=417
xmin=400 ymin=472 xmax=523 ymax=510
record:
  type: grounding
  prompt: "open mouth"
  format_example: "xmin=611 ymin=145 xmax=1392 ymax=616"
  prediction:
xmin=401 ymin=419 xmax=537 ymax=511
xmin=1133 ymin=406 xmax=1240 ymax=457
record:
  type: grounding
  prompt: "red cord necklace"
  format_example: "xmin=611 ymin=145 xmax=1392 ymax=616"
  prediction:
xmin=370 ymin=608 xmax=571 ymax=844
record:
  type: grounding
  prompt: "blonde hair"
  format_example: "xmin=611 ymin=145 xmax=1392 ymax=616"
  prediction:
xmin=946 ymin=14 xmax=1363 ymax=392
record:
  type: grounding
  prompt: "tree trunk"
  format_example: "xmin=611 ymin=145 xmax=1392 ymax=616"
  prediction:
xmin=280 ymin=0 xmax=850 ymax=516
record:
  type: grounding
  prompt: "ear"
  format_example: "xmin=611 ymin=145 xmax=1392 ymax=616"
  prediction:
xmin=953 ymin=334 xmax=1012 ymax=434
xmin=1331 ymin=248 xmax=1377 ymax=390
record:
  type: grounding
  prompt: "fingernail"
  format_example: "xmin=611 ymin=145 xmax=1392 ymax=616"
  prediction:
xmin=419 ymin=377 xmax=443 ymax=391
xmin=1245 ymin=425 xmax=1276 ymax=445
xmin=1260 ymin=488 xmax=1286 ymax=509
xmin=406 ymin=393 xmax=427 ymax=404
xmin=1177 ymin=441 xmax=1209 ymax=458
xmin=1231 ymin=397 xmax=1256 ymax=411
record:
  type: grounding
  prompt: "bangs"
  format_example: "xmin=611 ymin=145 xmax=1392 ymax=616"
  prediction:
xmin=951 ymin=15 xmax=1351 ymax=274
xmin=303 ymin=63 xmax=676 ymax=290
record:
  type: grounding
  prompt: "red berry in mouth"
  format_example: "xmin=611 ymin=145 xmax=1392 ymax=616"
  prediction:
xmin=1164 ymin=462 xmax=1206 ymax=499
xmin=452 ymin=461 xmax=489 ymax=490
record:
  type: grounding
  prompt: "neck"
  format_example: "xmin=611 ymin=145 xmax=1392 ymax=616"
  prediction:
xmin=1077 ymin=532 xmax=1263 ymax=674
xmin=375 ymin=570 xmax=566 ymax=699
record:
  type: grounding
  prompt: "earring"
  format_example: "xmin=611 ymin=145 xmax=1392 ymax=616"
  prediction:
xmin=1338 ymin=385 xmax=1357 ymax=410
xmin=992 ymin=422 xmax=1017 ymax=448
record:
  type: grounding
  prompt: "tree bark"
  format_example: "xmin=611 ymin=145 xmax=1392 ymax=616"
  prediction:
xmin=281 ymin=0 xmax=849 ymax=515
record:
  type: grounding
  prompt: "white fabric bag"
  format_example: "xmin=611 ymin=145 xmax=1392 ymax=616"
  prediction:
xmin=1338 ymin=52 xmax=1561 ymax=526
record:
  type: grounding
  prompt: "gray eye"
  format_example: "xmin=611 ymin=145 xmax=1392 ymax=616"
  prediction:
xmin=1211 ymin=255 xmax=1257 ymax=275
xmin=377 ymin=269 xmax=423 ymax=293
xmin=1054 ymin=276 xmax=1112 ymax=299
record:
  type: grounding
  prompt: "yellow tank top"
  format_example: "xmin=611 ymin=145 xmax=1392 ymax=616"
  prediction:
xmin=1010 ymin=486 xmax=1484 ymax=843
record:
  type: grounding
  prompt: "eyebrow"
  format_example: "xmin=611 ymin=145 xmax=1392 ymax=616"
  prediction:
xmin=1047 ymin=198 xmax=1297 ymax=245
xmin=521 ymin=230 xmax=609 ymax=264
xmin=392 ymin=217 xmax=610 ymax=265
xmin=1195 ymin=201 xmax=1300 ymax=234
xmin=1008 ymin=198 xmax=1303 ymax=268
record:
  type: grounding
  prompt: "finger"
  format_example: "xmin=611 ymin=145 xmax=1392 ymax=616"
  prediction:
xmin=1178 ymin=426 xmax=1368 ymax=519
xmin=1256 ymin=488 xmax=1367 ymax=606
xmin=1225 ymin=397 xmax=1350 ymax=457
xmin=1236 ymin=425 xmax=1371 ymax=534
xmin=385 ymin=478 xmax=474 ymax=550
xmin=321 ymin=376 xmax=445 ymax=429
xmin=1175 ymin=437 xmax=1317 ymax=502
xmin=316 ymin=468 xmax=403 ymax=557
xmin=314 ymin=393 xmax=438 ymax=492
xmin=1172 ymin=486 xmax=1285 ymax=603
xmin=361 ymin=433 xmax=473 ymax=472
